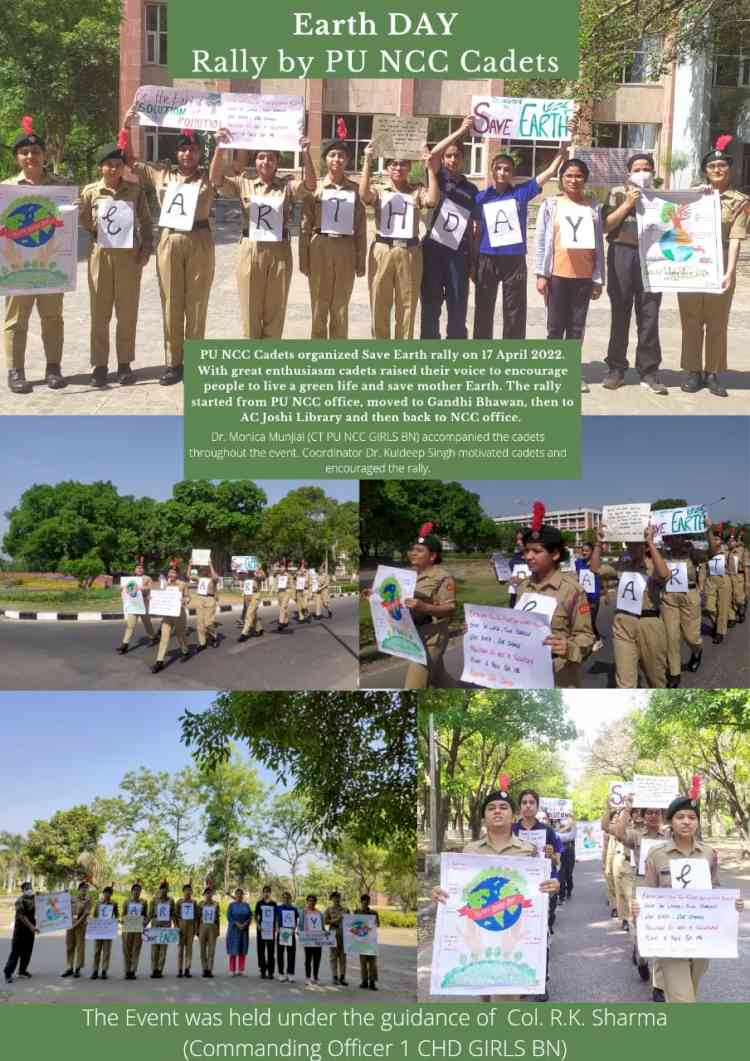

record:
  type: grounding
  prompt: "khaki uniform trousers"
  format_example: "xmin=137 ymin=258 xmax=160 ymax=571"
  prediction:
xmin=659 ymin=957 xmax=709 ymax=1003
xmin=123 ymin=612 xmax=156 ymax=645
xmin=4 ymin=293 xmax=64 ymax=369
xmin=277 ymin=589 xmax=292 ymax=624
xmin=93 ymin=939 xmax=113 ymax=972
xmin=196 ymin=595 xmax=218 ymax=646
xmin=241 ymin=595 xmax=263 ymax=635
xmin=295 ymin=589 xmax=309 ymax=620
xmin=308 ymin=234 xmax=357 ymax=338
xmin=678 ymin=278 xmax=735 ymax=373
xmin=604 ymin=843 xmax=617 ymax=910
xmin=660 ymin=590 xmax=702 ymax=676
xmin=553 ymin=660 xmax=582 ymax=689
xmin=612 ymin=613 xmax=667 ymax=688
xmin=404 ymin=623 xmax=452 ymax=689
xmin=156 ymin=612 xmax=189 ymax=661
xmin=199 ymin=925 xmax=219 ymax=971
xmin=367 ymin=242 xmax=422 ymax=339
xmin=156 ymin=228 xmax=215 ymax=366
xmin=730 ymin=573 xmax=746 ymax=611
xmin=704 ymin=576 xmax=731 ymax=635
xmin=88 ymin=245 xmax=143 ymax=365
xmin=237 ymin=239 xmax=292 ymax=338
xmin=329 ymin=940 xmax=347 ymax=979
xmin=151 ymin=942 xmax=169 ymax=974
xmin=122 ymin=931 xmax=143 ymax=974
xmin=359 ymin=955 xmax=378 ymax=982
xmin=612 ymin=852 xmax=634 ymax=921
xmin=178 ymin=923 xmax=196 ymax=970
xmin=65 ymin=923 xmax=87 ymax=969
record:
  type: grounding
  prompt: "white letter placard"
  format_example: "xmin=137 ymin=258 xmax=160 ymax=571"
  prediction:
xmin=377 ymin=192 xmax=415 ymax=237
xmin=159 ymin=180 xmax=200 ymax=231
xmin=320 ymin=188 xmax=355 ymax=235
xmin=97 ymin=199 xmax=135 ymax=248
xmin=558 ymin=201 xmax=596 ymax=249
xmin=483 ymin=197 xmax=521 ymax=248
xmin=616 ymin=572 xmax=647 ymax=616
xmin=428 ymin=198 xmax=470 ymax=250
xmin=665 ymin=562 xmax=689 ymax=593
xmin=248 ymin=195 xmax=284 ymax=241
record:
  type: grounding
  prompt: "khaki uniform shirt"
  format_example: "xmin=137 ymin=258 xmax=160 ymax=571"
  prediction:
xmin=300 ymin=176 xmax=367 ymax=274
xmin=216 ymin=173 xmax=307 ymax=233
xmin=3 ymin=172 xmax=74 ymax=188
xmin=79 ymin=178 xmax=153 ymax=251
xmin=621 ymin=825 xmax=666 ymax=875
xmin=412 ymin=564 xmax=456 ymax=628
xmin=132 ymin=161 xmax=214 ymax=221
xmin=717 ymin=187 xmax=749 ymax=245
xmin=644 ymin=837 xmax=720 ymax=888
xmin=372 ymin=182 xmax=430 ymax=240
xmin=597 ymin=556 xmax=664 ymax=612
xmin=463 ymin=832 xmax=538 ymax=857
xmin=514 ymin=569 xmax=594 ymax=666
xmin=71 ymin=893 xmax=92 ymax=924
xmin=324 ymin=903 xmax=350 ymax=941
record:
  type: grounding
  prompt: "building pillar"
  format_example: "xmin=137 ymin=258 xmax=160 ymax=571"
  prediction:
xmin=307 ymin=80 xmax=324 ymax=164
xmin=397 ymin=79 xmax=416 ymax=117
xmin=119 ymin=0 xmax=144 ymax=156
xmin=670 ymin=49 xmax=713 ymax=188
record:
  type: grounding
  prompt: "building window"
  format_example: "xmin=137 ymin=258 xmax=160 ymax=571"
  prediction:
xmin=713 ymin=51 xmax=750 ymax=86
xmin=322 ymin=114 xmax=373 ymax=172
xmin=144 ymin=129 xmax=180 ymax=162
xmin=593 ymin=122 xmax=660 ymax=164
xmin=506 ymin=140 xmax=560 ymax=179
xmin=618 ymin=36 xmax=662 ymax=84
xmin=427 ymin=116 xmax=485 ymax=177
xmin=145 ymin=4 xmax=168 ymax=66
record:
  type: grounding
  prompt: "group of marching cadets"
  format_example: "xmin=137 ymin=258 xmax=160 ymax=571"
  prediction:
xmin=601 ymin=783 xmax=745 ymax=1004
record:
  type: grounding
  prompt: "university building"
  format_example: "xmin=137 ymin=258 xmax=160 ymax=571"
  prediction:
xmin=492 ymin=508 xmax=603 ymax=546
xmin=120 ymin=1 xmax=750 ymax=191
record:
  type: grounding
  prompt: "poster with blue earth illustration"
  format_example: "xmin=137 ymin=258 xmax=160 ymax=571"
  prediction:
xmin=0 ymin=185 xmax=78 ymax=295
xmin=431 ymin=853 xmax=550 ymax=996
xmin=369 ymin=565 xmax=427 ymax=666
xmin=636 ymin=188 xmax=723 ymax=293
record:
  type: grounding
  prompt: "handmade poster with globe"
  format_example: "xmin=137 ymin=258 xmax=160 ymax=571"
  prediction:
xmin=431 ymin=853 xmax=550 ymax=996
xmin=636 ymin=188 xmax=723 ymax=293
xmin=0 ymin=185 xmax=78 ymax=295
xmin=369 ymin=565 xmax=427 ymax=666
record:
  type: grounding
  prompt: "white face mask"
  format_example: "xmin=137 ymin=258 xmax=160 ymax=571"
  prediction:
xmin=629 ymin=170 xmax=653 ymax=189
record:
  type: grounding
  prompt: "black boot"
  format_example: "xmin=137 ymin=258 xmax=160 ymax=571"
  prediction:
xmin=238 ymin=633 xmax=249 ymax=642
xmin=666 ymin=673 xmax=681 ymax=688
xmin=90 ymin=366 xmax=108 ymax=388
xmin=117 ymin=363 xmax=135 ymax=385
xmin=680 ymin=371 xmax=703 ymax=393
xmin=704 ymin=372 xmax=728 ymax=397
xmin=686 ymin=650 xmax=702 ymax=672
xmin=638 ymin=961 xmax=650 ymax=981
xmin=45 ymin=363 xmax=66 ymax=389
xmin=101 ymin=970 xmax=108 ymax=980
xmin=160 ymin=365 xmax=183 ymax=386
xmin=652 ymin=988 xmax=665 ymax=1002
xmin=7 ymin=368 xmax=32 ymax=394
xmin=90 ymin=970 xmax=99 ymax=979
xmin=152 ymin=660 xmax=165 ymax=674
xmin=712 ymin=631 xmax=724 ymax=645
xmin=117 ymin=643 xmax=128 ymax=654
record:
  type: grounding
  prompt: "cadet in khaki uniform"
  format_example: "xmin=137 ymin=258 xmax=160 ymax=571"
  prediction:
xmin=294 ymin=560 xmax=312 ymax=624
xmin=274 ymin=561 xmax=293 ymax=632
xmin=601 ymin=806 xmax=633 ymax=931
xmin=147 ymin=880 xmax=177 ymax=978
xmin=3 ymin=118 xmax=69 ymax=394
xmin=514 ymin=503 xmax=595 ymax=688
xmin=123 ymin=109 xmax=215 ymax=385
xmin=354 ymin=895 xmax=380 ymax=990
xmin=210 ymin=131 xmax=316 ymax=338
xmin=79 ymin=138 xmax=153 ymax=387
xmin=199 ymin=885 xmax=221 ymax=977
xmin=603 ymin=818 xmax=619 ymax=917
xmin=660 ymin=530 xmax=715 ymax=684
xmin=152 ymin=566 xmax=191 ymax=672
xmin=61 ymin=880 xmax=92 ymax=978
xmin=632 ymin=782 xmax=745 ymax=1003
xmin=725 ymin=528 xmax=747 ymax=624
xmin=360 ymin=144 xmax=441 ymax=339
xmin=312 ymin=565 xmax=333 ymax=619
xmin=177 ymin=883 xmax=198 ymax=978
xmin=432 ymin=781 xmax=559 ymax=1003
xmin=299 ymin=140 xmax=367 ymax=338
xmin=118 ymin=560 xmax=158 ymax=654
xmin=678 ymin=137 xmax=750 ymax=398
xmin=613 ymin=802 xmax=667 ymax=986
xmin=238 ymin=566 xmax=266 ymax=641
xmin=121 ymin=881 xmax=146 ymax=979
xmin=194 ymin=557 xmax=221 ymax=650
xmin=703 ymin=522 xmax=732 ymax=643
xmin=590 ymin=523 xmax=670 ymax=688
xmin=324 ymin=891 xmax=350 ymax=985
xmin=90 ymin=886 xmax=118 ymax=979
xmin=401 ymin=522 xmax=456 ymax=689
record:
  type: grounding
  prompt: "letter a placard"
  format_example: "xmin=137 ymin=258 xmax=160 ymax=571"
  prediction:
xmin=616 ymin=572 xmax=647 ymax=616
xmin=159 ymin=181 xmax=200 ymax=231
xmin=484 ymin=198 xmax=521 ymax=248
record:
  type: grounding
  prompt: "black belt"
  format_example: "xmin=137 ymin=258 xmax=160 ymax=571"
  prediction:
xmin=163 ymin=219 xmax=210 ymax=232
xmin=617 ymin=608 xmax=660 ymax=618
xmin=313 ymin=230 xmax=352 ymax=238
xmin=375 ymin=235 xmax=419 ymax=248
xmin=241 ymin=227 xmax=290 ymax=239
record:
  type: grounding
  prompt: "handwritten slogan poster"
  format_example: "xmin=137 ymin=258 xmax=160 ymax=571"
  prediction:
xmin=461 ymin=603 xmax=554 ymax=689
xmin=635 ymin=888 xmax=740 ymax=959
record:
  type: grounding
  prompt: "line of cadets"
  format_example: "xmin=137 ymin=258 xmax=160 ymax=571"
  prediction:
xmin=6 ymin=112 xmax=748 ymax=396
xmin=118 ymin=557 xmax=333 ymax=675
xmin=394 ymin=507 xmax=749 ymax=689
xmin=4 ymin=879 xmax=379 ymax=989
xmin=601 ymin=781 xmax=745 ymax=1004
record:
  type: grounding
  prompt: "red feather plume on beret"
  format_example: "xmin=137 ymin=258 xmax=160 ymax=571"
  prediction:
xmin=689 ymin=775 xmax=701 ymax=800
xmin=21 ymin=116 xmax=33 ymax=135
xmin=117 ymin=128 xmax=128 ymax=151
xmin=419 ymin=522 xmax=434 ymax=537
xmin=531 ymin=501 xmax=545 ymax=533
xmin=715 ymin=135 xmax=733 ymax=152
xmin=180 ymin=128 xmax=194 ymax=140
xmin=498 ymin=773 xmax=510 ymax=791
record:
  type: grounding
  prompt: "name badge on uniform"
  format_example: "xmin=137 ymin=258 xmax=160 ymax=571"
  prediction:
xmin=516 ymin=592 xmax=557 ymax=624
xmin=377 ymin=192 xmax=415 ymax=237
xmin=97 ymin=198 xmax=135 ymax=249
xmin=320 ymin=188 xmax=355 ymax=235
xmin=99 ymin=904 xmax=114 ymax=919
xmin=428 ymin=198 xmax=470 ymax=251
xmin=181 ymin=902 xmax=195 ymax=921
xmin=296 ymin=575 xmax=307 ymax=590
xmin=248 ymin=195 xmax=284 ymax=241
xmin=669 ymin=859 xmax=712 ymax=890
xmin=201 ymin=905 xmax=216 ymax=924
xmin=616 ymin=572 xmax=647 ymax=616
xmin=197 ymin=577 xmax=211 ymax=596
xmin=243 ymin=579 xmax=256 ymax=595
xmin=665 ymin=562 xmax=688 ymax=593
xmin=159 ymin=180 xmax=200 ymax=232
xmin=483 ymin=197 xmax=521 ymax=248
xmin=156 ymin=902 xmax=171 ymax=921
xmin=578 ymin=568 xmax=596 ymax=594
xmin=276 ymin=574 xmax=288 ymax=590
xmin=558 ymin=201 xmax=596 ymax=249
xmin=708 ymin=555 xmax=726 ymax=577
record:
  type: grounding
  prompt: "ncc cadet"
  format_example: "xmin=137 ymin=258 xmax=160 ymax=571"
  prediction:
xmin=324 ymin=891 xmax=350 ymax=986
xmin=575 ymin=542 xmax=604 ymax=650
xmin=631 ymin=779 xmax=745 ymax=1003
xmin=472 ymin=144 xmax=568 ymax=340
xmin=421 ymin=116 xmax=478 ymax=339
xmin=299 ymin=139 xmax=367 ymax=338
xmin=727 ymin=527 xmax=748 ymax=623
xmin=79 ymin=135 xmax=153 ymax=387
xmin=209 ymin=131 xmax=316 ymax=338
xmin=3 ymin=881 xmax=39 ymax=984
xmin=151 ymin=564 xmax=192 ymax=673
xmin=254 ymin=885 xmax=277 ymax=980
xmin=294 ymin=560 xmax=312 ymax=623
xmin=703 ymin=522 xmax=732 ymax=644
xmin=90 ymin=885 xmax=118 ymax=980
xmin=123 ymin=107 xmax=216 ymax=385
xmin=660 ymin=524 xmax=718 ymax=684
xmin=121 ymin=881 xmax=146 ymax=979
xmin=198 ymin=883 xmax=221 ymax=977
xmin=678 ymin=136 xmax=749 ymax=398
xmin=177 ymin=883 xmax=199 ymax=978
xmin=403 ymin=521 xmax=457 ymax=689
xmin=238 ymin=565 xmax=266 ymax=641
xmin=601 ymin=805 xmax=632 ymax=932
xmin=117 ymin=558 xmax=158 ymax=654
xmin=612 ymin=799 xmax=667 ymax=986
xmin=359 ymin=142 xmax=441 ymax=339
xmin=513 ymin=502 xmax=595 ymax=688
xmin=313 ymin=563 xmax=333 ymax=619
xmin=61 ymin=879 xmax=93 ymax=978
xmin=603 ymin=814 xmax=619 ymax=918
xmin=354 ymin=894 xmax=379 ymax=990
xmin=274 ymin=560 xmax=293 ymax=632
xmin=3 ymin=116 xmax=69 ymax=394
xmin=147 ymin=880 xmax=177 ymax=978
xmin=589 ymin=523 xmax=670 ymax=688
xmin=194 ymin=556 xmax=221 ymax=651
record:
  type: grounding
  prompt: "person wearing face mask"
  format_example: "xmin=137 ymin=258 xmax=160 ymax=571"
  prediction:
xmin=677 ymin=136 xmax=750 ymax=398
xmin=209 ymin=132 xmax=316 ymax=338
xmin=601 ymin=154 xmax=667 ymax=396
xmin=3 ymin=882 xmax=40 ymax=984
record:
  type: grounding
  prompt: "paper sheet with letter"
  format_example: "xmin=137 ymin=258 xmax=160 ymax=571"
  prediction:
xmin=638 ymin=837 xmax=664 ymax=875
xmin=0 ymin=186 xmax=79 ymax=295
xmin=342 ymin=914 xmax=379 ymax=956
xmin=431 ymin=852 xmax=550 ymax=996
xmin=461 ymin=603 xmax=554 ymax=689
xmin=635 ymin=887 xmax=739 ymax=959
xmin=369 ymin=565 xmax=427 ymax=666
xmin=158 ymin=181 xmax=200 ymax=232
xmin=637 ymin=188 xmax=723 ymax=293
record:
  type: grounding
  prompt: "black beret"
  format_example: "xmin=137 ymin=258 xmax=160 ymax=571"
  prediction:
xmin=664 ymin=794 xmax=700 ymax=821
xmin=96 ymin=142 xmax=124 ymax=165
xmin=321 ymin=138 xmax=351 ymax=160
xmin=481 ymin=788 xmax=515 ymax=814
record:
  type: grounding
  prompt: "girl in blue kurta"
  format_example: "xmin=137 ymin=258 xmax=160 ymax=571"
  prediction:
xmin=226 ymin=888 xmax=251 ymax=975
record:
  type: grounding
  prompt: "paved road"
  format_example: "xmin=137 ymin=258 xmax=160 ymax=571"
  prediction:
xmin=0 ymin=597 xmax=359 ymax=690
xmin=418 ymin=858 xmax=750 ymax=1002
xmin=361 ymin=599 xmax=750 ymax=689
xmin=0 ymin=926 xmax=416 ymax=1003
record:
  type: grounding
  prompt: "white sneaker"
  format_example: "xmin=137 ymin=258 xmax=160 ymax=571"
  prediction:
xmin=313 ymin=977 xmax=320 ymax=984
xmin=305 ymin=977 xmax=312 ymax=985
xmin=287 ymin=975 xmax=295 ymax=982
xmin=592 ymin=639 xmax=603 ymax=652
xmin=280 ymin=974 xmax=288 ymax=982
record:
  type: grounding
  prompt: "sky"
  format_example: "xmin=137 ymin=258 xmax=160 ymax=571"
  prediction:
xmin=462 ymin=416 xmax=750 ymax=521
xmin=0 ymin=417 xmax=358 ymax=543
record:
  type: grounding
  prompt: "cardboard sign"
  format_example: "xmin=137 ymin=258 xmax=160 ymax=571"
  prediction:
xmin=35 ymin=891 xmax=72 ymax=933
xmin=121 ymin=579 xmax=146 ymax=616
xmin=85 ymin=917 xmax=118 ymax=941
xmin=578 ymin=568 xmax=596 ymax=594
xmin=708 ymin=555 xmax=726 ymax=577
xmin=558 ymin=201 xmax=596 ymax=249
xmin=342 ymin=914 xmax=379 ymax=956
xmin=635 ymin=887 xmax=739 ymax=959
xmin=369 ymin=564 xmax=427 ymax=667
xmin=278 ymin=926 xmax=294 ymax=946
xmin=632 ymin=774 xmax=679 ymax=809
xmin=461 ymin=602 xmax=554 ymax=690
xmin=491 ymin=553 xmax=512 ymax=582
xmin=97 ymin=199 xmax=135 ymax=249
xmin=149 ymin=587 xmax=183 ymax=617
xmin=377 ymin=192 xmax=416 ymax=238
xmin=637 ymin=189 xmax=723 ymax=293
xmin=158 ymin=180 xmax=200 ymax=231
xmin=540 ymin=797 xmax=573 ymax=819
xmin=483 ymin=198 xmax=521 ymax=248
xmin=201 ymin=905 xmax=216 ymax=925
xmin=248 ymin=195 xmax=284 ymax=242
xmin=602 ymin=503 xmax=651 ymax=542
xmin=0 ymin=186 xmax=79 ymax=296
xmin=616 ymin=572 xmax=647 ymax=616
xmin=143 ymin=927 xmax=179 ymax=945
xmin=608 ymin=780 xmax=635 ymax=807
xmin=670 ymin=859 xmax=712 ymax=890
xmin=372 ymin=114 xmax=429 ymax=160
xmin=516 ymin=592 xmax=557 ymax=623
xmin=191 ymin=549 xmax=212 ymax=565
xmin=573 ymin=148 xmax=631 ymax=186
xmin=123 ymin=914 xmax=144 ymax=933
xmin=428 ymin=198 xmax=471 ymax=250
xmin=665 ymin=562 xmax=689 ymax=593
xmin=320 ymin=188 xmax=355 ymax=235
xmin=471 ymin=96 xmax=574 ymax=141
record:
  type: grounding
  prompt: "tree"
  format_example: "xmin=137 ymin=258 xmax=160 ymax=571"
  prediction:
xmin=266 ymin=792 xmax=318 ymax=896
xmin=331 ymin=834 xmax=389 ymax=896
xmin=0 ymin=832 xmax=32 ymax=893
xmin=651 ymin=498 xmax=688 ymax=510
xmin=197 ymin=753 xmax=267 ymax=895
xmin=586 ymin=712 xmax=643 ymax=777
xmin=256 ymin=487 xmax=355 ymax=567
xmin=59 ymin=551 xmax=106 ymax=589
xmin=360 ymin=480 xmax=488 ymax=558
xmin=23 ymin=805 xmax=105 ymax=887
xmin=200 ymin=846 xmax=267 ymax=895
xmin=382 ymin=846 xmax=418 ymax=912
